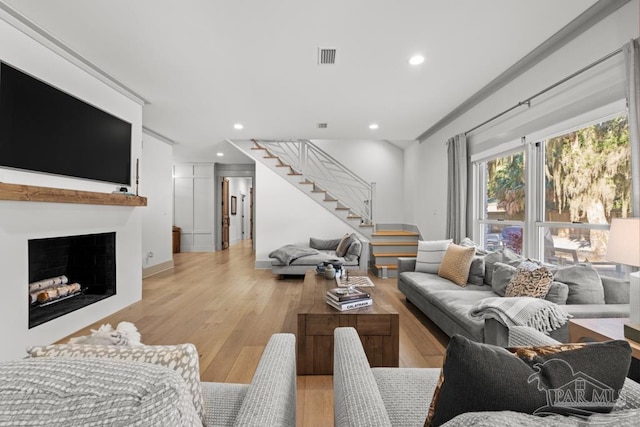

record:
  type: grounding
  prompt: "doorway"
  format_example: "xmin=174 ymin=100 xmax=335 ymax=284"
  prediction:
xmin=215 ymin=164 xmax=256 ymax=252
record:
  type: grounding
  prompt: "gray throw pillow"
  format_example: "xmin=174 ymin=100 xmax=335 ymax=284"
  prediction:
xmin=309 ymin=237 xmax=341 ymax=250
xmin=345 ymin=236 xmax=362 ymax=261
xmin=545 ymin=281 xmax=569 ymax=304
xmin=502 ymin=248 xmax=525 ymax=267
xmin=459 ymin=238 xmax=490 ymax=256
xmin=491 ymin=262 xmax=516 ymax=296
xmin=483 ymin=250 xmax=504 ymax=286
xmin=467 ymin=256 xmax=485 ymax=286
xmin=552 ymin=263 xmax=605 ymax=304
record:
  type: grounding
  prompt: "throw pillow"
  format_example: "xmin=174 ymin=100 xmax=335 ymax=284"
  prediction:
xmin=424 ymin=335 xmax=631 ymax=427
xmin=437 ymin=243 xmax=475 ymax=286
xmin=415 ymin=239 xmax=452 ymax=274
xmin=459 ymin=237 xmax=490 ymax=256
xmin=545 ymin=281 xmax=569 ymax=305
xmin=491 ymin=262 xmax=517 ymax=296
xmin=345 ymin=235 xmax=362 ymax=261
xmin=505 ymin=260 xmax=553 ymax=298
xmin=502 ymin=247 xmax=526 ymax=267
xmin=483 ymin=250 xmax=503 ymax=286
xmin=552 ymin=263 xmax=605 ymax=304
xmin=309 ymin=237 xmax=342 ymax=250
xmin=467 ymin=256 xmax=485 ymax=286
xmin=26 ymin=343 xmax=204 ymax=423
xmin=335 ymin=233 xmax=354 ymax=257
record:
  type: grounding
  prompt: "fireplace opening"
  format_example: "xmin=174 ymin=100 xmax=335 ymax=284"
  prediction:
xmin=28 ymin=232 xmax=116 ymax=329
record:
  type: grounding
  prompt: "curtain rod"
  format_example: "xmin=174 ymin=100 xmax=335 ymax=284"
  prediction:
xmin=464 ymin=45 xmax=624 ymax=136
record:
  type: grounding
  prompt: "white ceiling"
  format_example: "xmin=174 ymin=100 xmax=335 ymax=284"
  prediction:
xmin=3 ymin=0 xmax=598 ymax=162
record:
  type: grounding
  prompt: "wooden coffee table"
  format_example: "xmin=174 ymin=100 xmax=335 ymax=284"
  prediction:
xmin=297 ymin=270 xmax=399 ymax=375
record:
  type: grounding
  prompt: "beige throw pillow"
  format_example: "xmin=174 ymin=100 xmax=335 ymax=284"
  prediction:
xmin=437 ymin=243 xmax=475 ymax=286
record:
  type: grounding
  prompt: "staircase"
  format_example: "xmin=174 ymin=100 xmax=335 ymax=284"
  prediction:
xmin=369 ymin=229 xmax=419 ymax=278
xmin=230 ymin=139 xmax=375 ymax=239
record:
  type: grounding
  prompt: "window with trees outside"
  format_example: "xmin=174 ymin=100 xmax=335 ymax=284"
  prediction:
xmin=475 ymin=114 xmax=632 ymax=278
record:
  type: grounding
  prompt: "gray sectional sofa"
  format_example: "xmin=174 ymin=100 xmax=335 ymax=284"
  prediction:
xmin=398 ymin=247 xmax=630 ymax=344
xmin=334 ymin=326 xmax=640 ymax=427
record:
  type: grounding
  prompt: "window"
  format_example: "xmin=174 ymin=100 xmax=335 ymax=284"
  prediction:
xmin=477 ymin=151 xmax=526 ymax=254
xmin=538 ymin=116 xmax=631 ymax=275
xmin=473 ymin=114 xmax=633 ymax=278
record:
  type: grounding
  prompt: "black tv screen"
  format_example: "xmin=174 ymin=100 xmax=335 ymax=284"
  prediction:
xmin=0 ymin=62 xmax=132 ymax=185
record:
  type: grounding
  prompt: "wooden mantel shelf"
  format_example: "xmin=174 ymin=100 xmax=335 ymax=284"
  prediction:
xmin=0 ymin=182 xmax=147 ymax=206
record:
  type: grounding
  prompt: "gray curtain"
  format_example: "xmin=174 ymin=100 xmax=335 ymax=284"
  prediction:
xmin=446 ymin=133 xmax=467 ymax=243
xmin=624 ymin=39 xmax=640 ymax=216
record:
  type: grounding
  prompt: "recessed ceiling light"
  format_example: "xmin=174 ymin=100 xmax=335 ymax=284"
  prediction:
xmin=369 ymin=123 xmax=379 ymax=130
xmin=233 ymin=123 xmax=244 ymax=130
xmin=409 ymin=55 xmax=425 ymax=65
xmin=217 ymin=152 xmax=224 ymax=157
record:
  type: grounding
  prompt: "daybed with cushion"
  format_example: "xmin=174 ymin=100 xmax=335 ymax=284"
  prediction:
xmin=398 ymin=239 xmax=630 ymax=344
xmin=269 ymin=232 xmax=368 ymax=276
xmin=0 ymin=333 xmax=296 ymax=426
xmin=334 ymin=326 xmax=640 ymax=427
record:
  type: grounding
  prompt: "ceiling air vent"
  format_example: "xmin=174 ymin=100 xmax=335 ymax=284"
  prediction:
xmin=317 ymin=123 xmax=328 ymax=129
xmin=318 ymin=48 xmax=336 ymax=65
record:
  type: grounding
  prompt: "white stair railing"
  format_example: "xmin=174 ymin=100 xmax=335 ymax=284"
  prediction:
xmin=255 ymin=139 xmax=374 ymax=224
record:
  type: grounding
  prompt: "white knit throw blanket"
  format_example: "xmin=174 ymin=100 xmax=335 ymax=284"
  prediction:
xmin=469 ymin=297 xmax=571 ymax=333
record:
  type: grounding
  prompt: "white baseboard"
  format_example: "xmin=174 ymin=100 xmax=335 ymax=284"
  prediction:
xmin=142 ymin=259 xmax=174 ymax=278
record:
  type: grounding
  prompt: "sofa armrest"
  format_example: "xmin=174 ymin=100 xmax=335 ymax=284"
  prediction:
xmin=334 ymin=327 xmax=392 ymax=427
xmin=234 ymin=333 xmax=297 ymax=427
xmin=397 ymin=257 xmax=416 ymax=275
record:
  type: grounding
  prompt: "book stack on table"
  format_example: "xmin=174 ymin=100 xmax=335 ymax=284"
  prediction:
xmin=326 ymin=287 xmax=372 ymax=311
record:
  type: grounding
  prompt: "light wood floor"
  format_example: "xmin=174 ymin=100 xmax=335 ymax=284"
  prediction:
xmin=60 ymin=240 xmax=449 ymax=426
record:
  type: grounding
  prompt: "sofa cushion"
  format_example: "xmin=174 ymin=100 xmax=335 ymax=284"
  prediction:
xmin=415 ymin=239 xmax=451 ymax=273
xmin=505 ymin=260 xmax=553 ymax=298
xmin=438 ymin=243 xmax=475 ymax=286
xmin=552 ymin=263 xmax=605 ymax=304
xmin=0 ymin=357 xmax=202 ymax=427
xmin=425 ymin=289 xmax=496 ymax=340
xmin=27 ymin=343 xmax=204 ymax=423
xmin=425 ymin=335 xmax=631 ymax=427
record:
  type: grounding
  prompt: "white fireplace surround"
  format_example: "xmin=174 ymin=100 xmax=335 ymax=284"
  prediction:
xmin=0 ymin=201 xmax=142 ymax=360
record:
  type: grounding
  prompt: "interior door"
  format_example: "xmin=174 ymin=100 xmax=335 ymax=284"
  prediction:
xmin=221 ymin=178 xmax=230 ymax=249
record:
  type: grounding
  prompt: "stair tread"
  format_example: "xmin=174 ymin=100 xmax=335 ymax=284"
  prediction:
xmin=359 ymin=224 xmax=374 ymax=228
xmin=373 ymin=230 xmax=418 ymax=236
xmin=374 ymin=264 xmax=398 ymax=270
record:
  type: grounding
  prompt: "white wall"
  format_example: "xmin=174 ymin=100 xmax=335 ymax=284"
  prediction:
xmin=312 ymin=140 xmax=404 ymax=223
xmin=227 ymin=177 xmax=252 ymax=244
xmin=0 ymin=16 xmax=143 ymax=360
xmin=141 ymin=132 xmax=174 ymax=273
xmin=404 ymin=0 xmax=639 ymax=241
xmin=255 ymin=161 xmax=364 ymax=267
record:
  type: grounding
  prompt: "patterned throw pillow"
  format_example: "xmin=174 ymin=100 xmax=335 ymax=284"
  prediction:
xmin=424 ymin=335 xmax=631 ymax=427
xmin=415 ymin=240 xmax=452 ymax=274
xmin=437 ymin=243 xmax=475 ymax=286
xmin=26 ymin=343 xmax=204 ymax=423
xmin=505 ymin=260 xmax=553 ymax=298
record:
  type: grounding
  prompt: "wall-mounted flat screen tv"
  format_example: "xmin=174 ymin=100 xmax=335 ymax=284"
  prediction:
xmin=0 ymin=62 xmax=132 ymax=186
